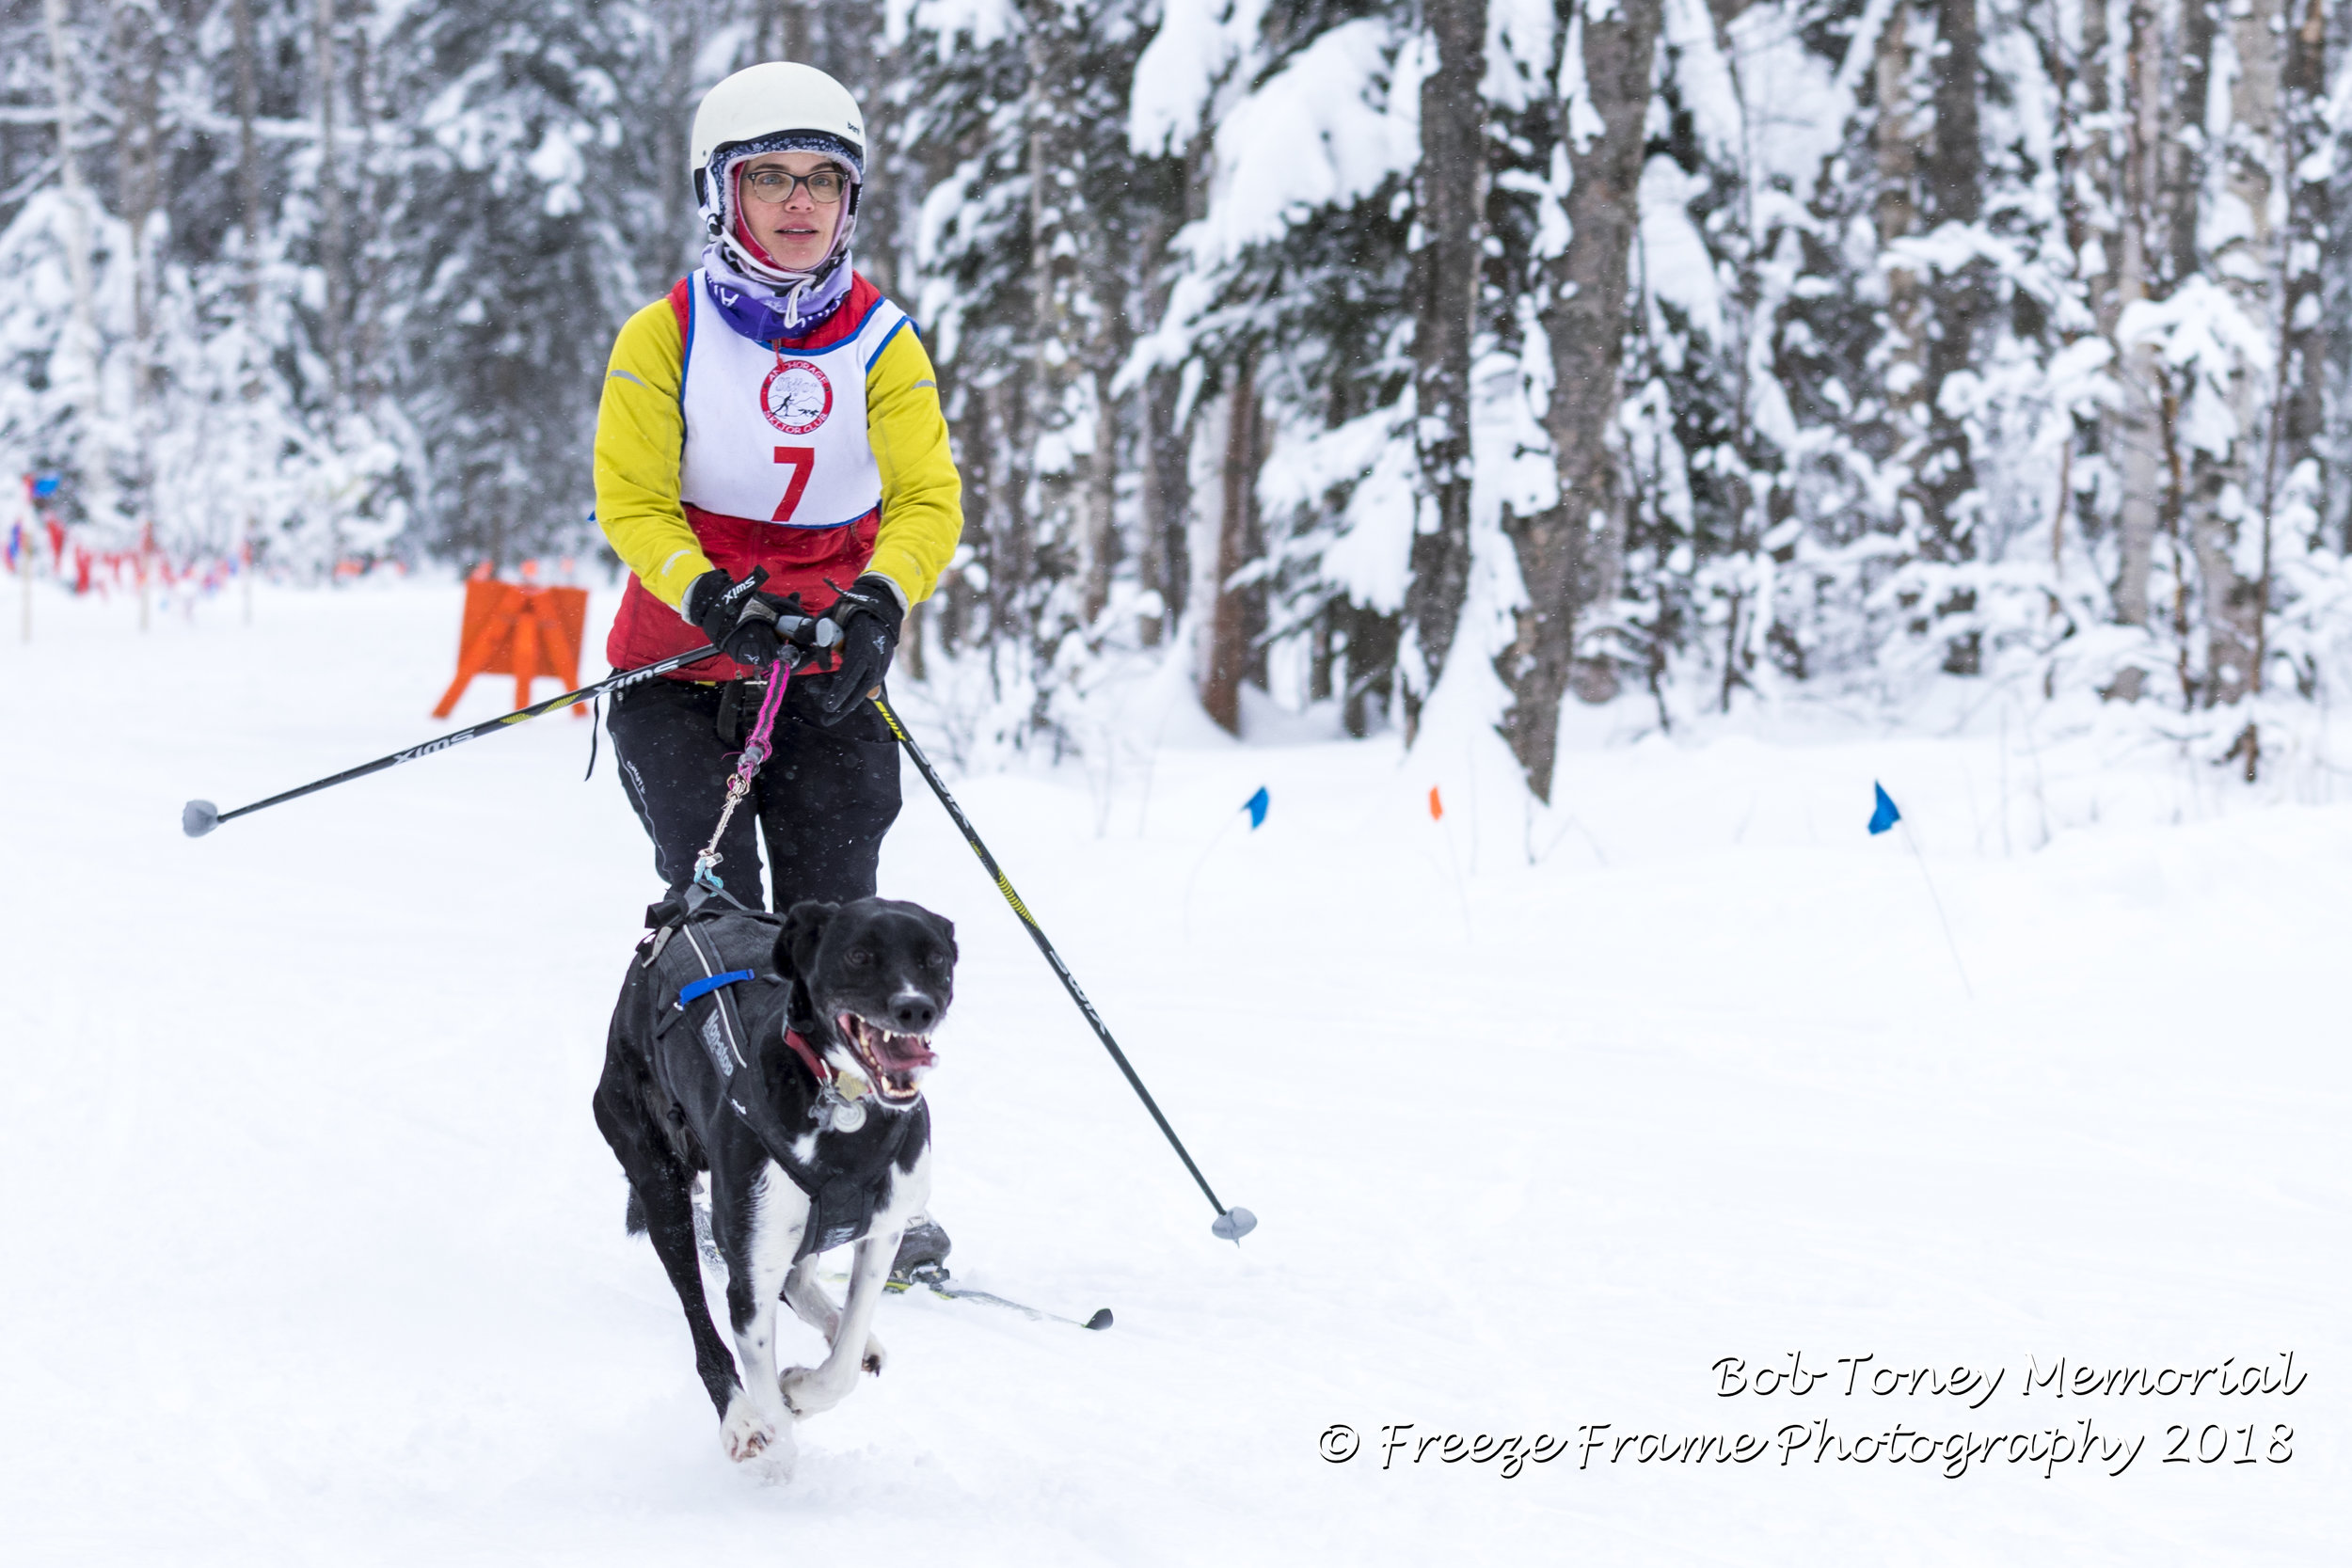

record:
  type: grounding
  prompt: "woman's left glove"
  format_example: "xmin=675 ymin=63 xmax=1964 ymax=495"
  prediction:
xmin=814 ymin=575 xmax=905 ymax=723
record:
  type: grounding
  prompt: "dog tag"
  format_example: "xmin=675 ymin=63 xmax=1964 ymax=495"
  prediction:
xmin=820 ymin=1091 xmax=866 ymax=1133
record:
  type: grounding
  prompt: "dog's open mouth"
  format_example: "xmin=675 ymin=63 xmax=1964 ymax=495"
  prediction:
xmin=838 ymin=1013 xmax=936 ymax=1103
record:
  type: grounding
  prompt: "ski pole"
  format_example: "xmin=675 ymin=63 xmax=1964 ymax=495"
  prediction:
xmin=183 ymin=568 xmax=846 ymax=838
xmin=181 ymin=640 xmax=730 ymax=837
xmin=870 ymin=693 xmax=1258 ymax=1243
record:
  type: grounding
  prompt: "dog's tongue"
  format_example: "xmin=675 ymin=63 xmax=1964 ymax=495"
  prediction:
xmin=844 ymin=1015 xmax=936 ymax=1070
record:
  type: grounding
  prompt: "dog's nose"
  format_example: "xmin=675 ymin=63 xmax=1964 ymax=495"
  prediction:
xmin=889 ymin=993 xmax=938 ymax=1035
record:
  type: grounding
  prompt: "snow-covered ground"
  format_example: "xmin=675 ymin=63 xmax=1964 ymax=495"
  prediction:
xmin=3 ymin=579 xmax=2344 ymax=1565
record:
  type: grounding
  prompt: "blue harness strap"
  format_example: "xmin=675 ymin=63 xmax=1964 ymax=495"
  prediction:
xmin=675 ymin=968 xmax=755 ymax=1007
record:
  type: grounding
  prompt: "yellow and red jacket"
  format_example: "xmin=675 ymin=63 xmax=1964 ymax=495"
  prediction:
xmin=596 ymin=273 xmax=962 ymax=679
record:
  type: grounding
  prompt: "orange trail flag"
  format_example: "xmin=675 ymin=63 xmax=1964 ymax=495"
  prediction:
xmin=1427 ymin=785 xmax=1444 ymax=822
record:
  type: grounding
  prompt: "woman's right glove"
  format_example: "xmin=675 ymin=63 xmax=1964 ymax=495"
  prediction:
xmin=683 ymin=567 xmax=783 ymax=668
xmin=812 ymin=575 xmax=904 ymax=723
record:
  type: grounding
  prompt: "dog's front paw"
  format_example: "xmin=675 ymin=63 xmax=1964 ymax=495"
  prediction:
xmin=721 ymin=1391 xmax=795 ymax=1476
xmin=861 ymin=1335 xmax=887 ymax=1376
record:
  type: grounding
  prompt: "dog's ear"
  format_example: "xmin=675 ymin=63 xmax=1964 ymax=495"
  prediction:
xmin=778 ymin=900 xmax=840 ymax=980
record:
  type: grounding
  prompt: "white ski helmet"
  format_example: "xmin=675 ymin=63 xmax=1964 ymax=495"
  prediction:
xmin=691 ymin=62 xmax=866 ymax=203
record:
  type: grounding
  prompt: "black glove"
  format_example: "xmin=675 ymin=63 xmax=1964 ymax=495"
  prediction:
xmin=683 ymin=567 xmax=784 ymax=669
xmin=813 ymin=574 xmax=904 ymax=723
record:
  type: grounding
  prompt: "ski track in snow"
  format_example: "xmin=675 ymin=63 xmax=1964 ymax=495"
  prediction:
xmin=2 ymin=581 xmax=2344 ymax=1564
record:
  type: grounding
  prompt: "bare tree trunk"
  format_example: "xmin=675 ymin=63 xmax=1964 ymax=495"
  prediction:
xmin=1203 ymin=356 xmax=1261 ymax=734
xmin=1026 ymin=28 xmax=1050 ymax=339
xmin=1904 ymin=0 xmax=1988 ymax=670
xmin=2183 ymin=0 xmax=2273 ymax=705
xmin=2074 ymin=0 xmax=2133 ymax=675
xmin=43 ymin=0 xmax=103 ymax=523
xmin=844 ymin=7 xmax=901 ymax=293
xmin=113 ymin=0 xmax=161 ymax=609
xmin=948 ymin=385 xmax=992 ymax=661
xmin=1310 ymin=605 xmax=1335 ymax=703
xmin=1500 ymin=0 xmax=1661 ymax=800
xmin=115 ymin=4 xmax=161 ymax=418
xmin=316 ymin=0 xmax=343 ymax=405
xmin=2151 ymin=0 xmax=2222 ymax=705
xmin=660 ymin=9 xmax=694 ymax=279
xmin=1342 ymin=603 xmax=1401 ymax=736
xmin=2077 ymin=0 xmax=2116 ymax=332
xmin=235 ymin=0 xmax=262 ymax=311
xmin=2276 ymin=0 xmax=2328 ymax=514
xmin=1400 ymin=0 xmax=1487 ymax=733
xmin=1922 ymin=0 xmax=1982 ymax=484
xmin=991 ymin=380 xmax=1034 ymax=644
xmin=2107 ymin=0 xmax=2162 ymax=676
xmin=1138 ymin=364 xmax=1190 ymax=644
xmin=1081 ymin=367 xmax=1119 ymax=626
xmin=2238 ymin=0 xmax=2326 ymax=705
xmin=761 ymin=0 xmax=813 ymax=61
xmin=1875 ymin=0 xmax=1922 ymax=414
xmin=1136 ymin=153 xmax=1196 ymax=646
xmin=235 ymin=0 xmax=263 ymax=608
xmin=2168 ymin=0 xmax=2217 ymax=275
xmin=348 ymin=0 xmax=384 ymax=410
xmin=2040 ymin=0 xmax=2089 ymax=602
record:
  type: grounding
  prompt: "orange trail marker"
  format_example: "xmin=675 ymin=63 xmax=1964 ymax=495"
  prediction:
xmin=433 ymin=573 xmax=590 ymax=719
xmin=1428 ymin=785 xmax=1444 ymax=821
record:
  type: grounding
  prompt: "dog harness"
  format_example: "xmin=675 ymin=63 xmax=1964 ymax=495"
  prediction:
xmin=640 ymin=894 xmax=927 ymax=1259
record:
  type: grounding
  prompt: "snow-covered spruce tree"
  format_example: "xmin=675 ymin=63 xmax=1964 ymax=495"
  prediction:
xmin=1122 ymin=3 xmax=1429 ymax=736
xmin=372 ymin=0 xmax=650 ymax=568
xmin=1606 ymin=0 xmax=2106 ymax=720
xmin=0 ymin=0 xmax=398 ymax=581
xmin=899 ymin=0 xmax=1184 ymax=743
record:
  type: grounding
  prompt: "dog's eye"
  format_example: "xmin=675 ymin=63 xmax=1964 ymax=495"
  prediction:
xmin=925 ymin=950 xmax=948 ymax=971
xmin=847 ymin=948 xmax=874 ymax=969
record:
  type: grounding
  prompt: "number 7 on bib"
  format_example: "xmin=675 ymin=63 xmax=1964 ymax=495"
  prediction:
xmin=772 ymin=446 xmax=816 ymax=522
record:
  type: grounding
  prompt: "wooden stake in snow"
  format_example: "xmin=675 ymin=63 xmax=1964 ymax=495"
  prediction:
xmin=1870 ymin=782 xmax=1975 ymax=1000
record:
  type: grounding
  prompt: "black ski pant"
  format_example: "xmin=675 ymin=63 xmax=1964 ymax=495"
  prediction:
xmin=606 ymin=673 xmax=902 ymax=912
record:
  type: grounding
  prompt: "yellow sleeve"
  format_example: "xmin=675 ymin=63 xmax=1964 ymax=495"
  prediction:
xmin=863 ymin=323 xmax=963 ymax=606
xmin=594 ymin=299 xmax=709 ymax=610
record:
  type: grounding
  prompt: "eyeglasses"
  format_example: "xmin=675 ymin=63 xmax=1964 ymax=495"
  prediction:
xmin=741 ymin=167 xmax=847 ymax=205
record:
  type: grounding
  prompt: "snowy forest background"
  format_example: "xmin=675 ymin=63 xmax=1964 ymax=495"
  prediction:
xmin=8 ymin=0 xmax=2352 ymax=800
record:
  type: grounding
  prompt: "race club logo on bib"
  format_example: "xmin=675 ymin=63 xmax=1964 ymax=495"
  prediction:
xmin=760 ymin=359 xmax=834 ymax=436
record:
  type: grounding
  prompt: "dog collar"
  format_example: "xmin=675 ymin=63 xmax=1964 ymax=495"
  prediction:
xmin=781 ymin=1024 xmax=832 ymax=1086
xmin=784 ymin=1024 xmax=874 ymax=1101
xmin=785 ymin=1024 xmax=875 ymax=1133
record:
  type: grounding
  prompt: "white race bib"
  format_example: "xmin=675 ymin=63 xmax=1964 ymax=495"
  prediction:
xmin=677 ymin=273 xmax=908 ymax=530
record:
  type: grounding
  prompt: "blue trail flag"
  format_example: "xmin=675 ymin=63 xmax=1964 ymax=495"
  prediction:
xmin=1244 ymin=786 xmax=1269 ymax=829
xmin=1867 ymin=782 xmax=1901 ymax=835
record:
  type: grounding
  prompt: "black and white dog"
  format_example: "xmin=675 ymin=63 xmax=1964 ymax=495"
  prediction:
xmin=595 ymin=893 xmax=955 ymax=1475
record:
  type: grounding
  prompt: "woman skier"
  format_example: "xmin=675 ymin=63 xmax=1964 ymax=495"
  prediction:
xmin=593 ymin=60 xmax=960 ymax=1275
